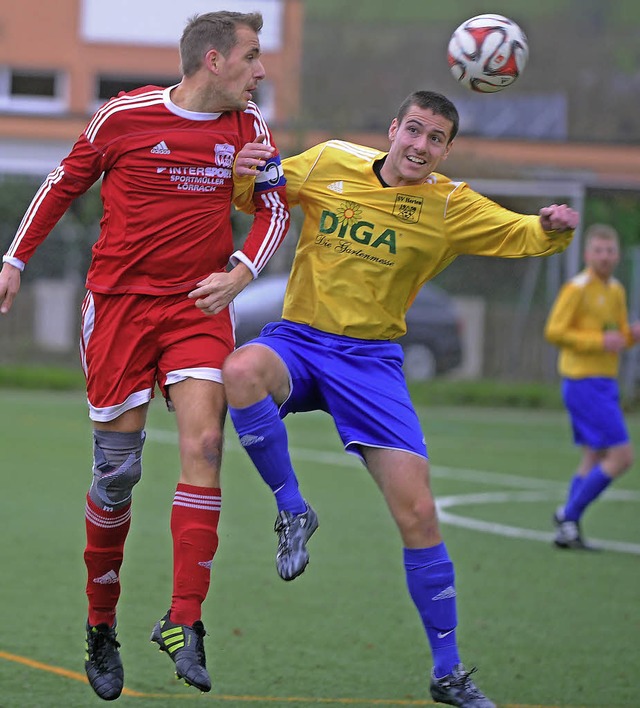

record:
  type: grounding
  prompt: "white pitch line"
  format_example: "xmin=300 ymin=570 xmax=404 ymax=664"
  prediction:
xmin=437 ymin=491 xmax=640 ymax=555
xmin=148 ymin=427 xmax=640 ymax=499
xmin=146 ymin=427 xmax=640 ymax=554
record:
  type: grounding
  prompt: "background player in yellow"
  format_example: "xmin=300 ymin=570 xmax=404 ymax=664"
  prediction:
xmin=226 ymin=90 xmax=579 ymax=707
xmin=545 ymin=223 xmax=640 ymax=550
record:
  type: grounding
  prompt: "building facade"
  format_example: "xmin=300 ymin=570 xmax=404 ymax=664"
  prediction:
xmin=0 ymin=0 xmax=302 ymax=175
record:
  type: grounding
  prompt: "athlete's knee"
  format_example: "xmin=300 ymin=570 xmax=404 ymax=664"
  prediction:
xmin=395 ymin=491 xmax=439 ymax=545
xmin=223 ymin=345 xmax=284 ymax=403
xmin=620 ymin=451 xmax=634 ymax=474
xmin=223 ymin=347 xmax=263 ymax=387
xmin=607 ymin=443 xmax=634 ymax=476
xmin=90 ymin=429 xmax=146 ymax=510
xmin=180 ymin=427 xmax=224 ymax=471
xmin=408 ymin=492 xmax=438 ymax=523
xmin=621 ymin=445 xmax=634 ymax=471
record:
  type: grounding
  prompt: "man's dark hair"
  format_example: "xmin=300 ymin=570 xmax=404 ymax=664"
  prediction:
xmin=396 ymin=91 xmax=460 ymax=142
xmin=180 ymin=11 xmax=263 ymax=77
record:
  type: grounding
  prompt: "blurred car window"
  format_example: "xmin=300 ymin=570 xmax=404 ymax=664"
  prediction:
xmin=233 ymin=274 xmax=462 ymax=379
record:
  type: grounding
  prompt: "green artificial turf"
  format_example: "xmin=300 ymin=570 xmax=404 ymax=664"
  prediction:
xmin=0 ymin=390 xmax=638 ymax=707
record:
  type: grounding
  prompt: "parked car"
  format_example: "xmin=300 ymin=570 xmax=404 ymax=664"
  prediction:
xmin=232 ymin=274 xmax=463 ymax=379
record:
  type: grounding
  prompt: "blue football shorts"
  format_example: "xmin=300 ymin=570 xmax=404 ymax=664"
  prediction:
xmin=561 ymin=376 xmax=629 ymax=449
xmin=245 ymin=320 xmax=428 ymax=461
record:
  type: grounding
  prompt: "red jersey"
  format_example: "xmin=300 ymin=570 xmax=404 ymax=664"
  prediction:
xmin=4 ymin=85 xmax=289 ymax=295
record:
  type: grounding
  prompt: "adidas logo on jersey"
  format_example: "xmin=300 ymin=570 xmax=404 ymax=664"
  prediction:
xmin=151 ymin=140 xmax=171 ymax=154
xmin=327 ymin=180 xmax=344 ymax=194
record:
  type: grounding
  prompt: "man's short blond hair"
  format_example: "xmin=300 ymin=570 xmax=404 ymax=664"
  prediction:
xmin=584 ymin=223 xmax=619 ymax=247
xmin=179 ymin=11 xmax=263 ymax=77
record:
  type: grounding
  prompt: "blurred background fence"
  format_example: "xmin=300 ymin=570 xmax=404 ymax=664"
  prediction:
xmin=2 ymin=0 xmax=640 ymax=389
xmin=3 ymin=185 xmax=640 ymax=390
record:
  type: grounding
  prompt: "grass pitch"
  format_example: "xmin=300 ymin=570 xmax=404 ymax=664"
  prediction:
xmin=0 ymin=389 xmax=638 ymax=707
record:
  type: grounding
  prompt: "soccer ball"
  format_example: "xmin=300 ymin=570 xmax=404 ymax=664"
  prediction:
xmin=447 ymin=14 xmax=529 ymax=93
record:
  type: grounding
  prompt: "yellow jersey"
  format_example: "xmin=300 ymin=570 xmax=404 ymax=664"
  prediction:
xmin=239 ymin=140 xmax=573 ymax=340
xmin=544 ymin=267 xmax=633 ymax=378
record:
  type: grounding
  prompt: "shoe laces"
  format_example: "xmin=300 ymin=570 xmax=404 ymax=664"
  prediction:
xmin=275 ymin=510 xmax=293 ymax=532
xmin=275 ymin=511 xmax=295 ymax=549
xmin=89 ymin=626 xmax=120 ymax=670
xmin=449 ymin=665 xmax=485 ymax=698
xmin=191 ymin=621 xmax=207 ymax=666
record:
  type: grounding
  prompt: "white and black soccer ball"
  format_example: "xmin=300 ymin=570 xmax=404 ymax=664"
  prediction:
xmin=447 ymin=14 xmax=529 ymax=93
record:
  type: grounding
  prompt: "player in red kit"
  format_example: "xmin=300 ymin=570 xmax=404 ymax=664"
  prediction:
xmin=0 ymin=11 xmax=289 ymax=701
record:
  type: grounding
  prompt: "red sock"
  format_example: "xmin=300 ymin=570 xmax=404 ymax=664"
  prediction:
xmin=84 ymin=495 xmax=131 ymax=627
xmin=170 ymin=484 xmax=221 ymax=626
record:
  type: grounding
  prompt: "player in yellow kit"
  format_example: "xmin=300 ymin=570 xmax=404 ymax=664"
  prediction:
xmin=545 ymin=224 xmax=640 ymax=550
xmin=225 ymin=90 xmax=579 ymax=707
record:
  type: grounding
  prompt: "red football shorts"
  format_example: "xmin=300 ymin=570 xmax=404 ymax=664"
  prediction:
xmin=80 ymin=291 xmax=234 ymax=422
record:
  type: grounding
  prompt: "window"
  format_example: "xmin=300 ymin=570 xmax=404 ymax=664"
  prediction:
xmin=81 ymin=0 xmax=283 ymax=52
xmin=253 ymin=80 xmax=274 ymax=123
xmin=93 ymin=74 xmax=274 ymax=123
xmin=0 ymin=67 xmax=67 ymax=114
xmin=94 ymin=74 xmax=180 ymax=106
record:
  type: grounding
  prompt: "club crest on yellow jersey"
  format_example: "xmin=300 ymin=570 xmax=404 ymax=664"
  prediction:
xmin=393 ymin=194 xmax=423 ymax=223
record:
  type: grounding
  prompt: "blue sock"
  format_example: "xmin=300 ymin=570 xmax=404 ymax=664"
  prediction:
xmin=404 ymin=543 xmax=460 ymax=679
xmin=564 ymin=473 xmax=585 ymax=509
xmin=228 ymin=397 xmax=306 ymax=514
xmin=559 ymin=473 xmax=585 ymax=517
xmin=563 ymin=464 xmax=612 ymax=522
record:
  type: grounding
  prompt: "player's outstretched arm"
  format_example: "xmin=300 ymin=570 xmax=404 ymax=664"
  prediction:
xmin=0 ymin=262 xmax=22 ymax=314
xmin=539 ymin=204 xmax=579 ymax=232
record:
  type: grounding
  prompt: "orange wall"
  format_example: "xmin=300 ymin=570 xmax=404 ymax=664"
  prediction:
xmin=3 ymin=1 xmax=640 ymax=187
xmin=0 ymin=0 xmax=302 ymax=138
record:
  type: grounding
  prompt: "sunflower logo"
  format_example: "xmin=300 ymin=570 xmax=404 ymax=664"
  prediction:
xmin=336 ymin=201 xmax=362 ymax=226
